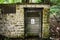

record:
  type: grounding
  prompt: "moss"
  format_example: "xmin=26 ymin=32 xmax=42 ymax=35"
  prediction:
xmin=42 ymin=26 xmax=50 ymax=38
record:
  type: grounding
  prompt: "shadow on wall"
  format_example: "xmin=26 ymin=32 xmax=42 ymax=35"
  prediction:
xmin=0 ymin=34 xmax=51 ymax=40
xmin=0 ymin=4 xmax=16 ymax=13
xmin=0 ymin=9 xmax=8 ymax=38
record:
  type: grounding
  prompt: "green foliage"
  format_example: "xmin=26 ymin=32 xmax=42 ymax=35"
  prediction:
xmin=50 ymin=0 xmax=60 ymax=5
xmin=0 ymin=0 xmax=22 ymax=4
xmin=50 ymin=0 xmax=58 ymax=4
xmin=50 ymin=5 xmax=60 ymax=38
xmin=28 ymin=0 xmax=42 ymax=3
xmin=50 ymin=5 xmax=60 ymax=15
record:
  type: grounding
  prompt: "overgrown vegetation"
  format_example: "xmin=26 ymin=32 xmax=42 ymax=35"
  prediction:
xmin=50 ymin=0 xmax=60 ymax=39
xmin=50 ymin=0 xmax=60 ymax=5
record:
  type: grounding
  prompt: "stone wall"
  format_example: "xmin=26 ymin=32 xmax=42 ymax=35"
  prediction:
xmin=42 ymin=8 xmax=50 ymax=38
xmin=0 ymin=7 xmax=24 ymax=38
xmin=0 ymin=5 xmax=50 ymax=38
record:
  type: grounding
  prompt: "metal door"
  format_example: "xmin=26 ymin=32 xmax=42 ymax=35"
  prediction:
xmin=24 ymin=8 xmax=43 ymax=38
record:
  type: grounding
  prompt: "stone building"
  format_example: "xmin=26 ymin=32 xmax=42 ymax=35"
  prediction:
xmin=0 ymin=0 xmax=50 ymax=39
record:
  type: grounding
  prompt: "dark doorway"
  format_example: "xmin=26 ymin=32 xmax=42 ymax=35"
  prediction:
xmin=24 ymin=8 xmax=43 ymax=40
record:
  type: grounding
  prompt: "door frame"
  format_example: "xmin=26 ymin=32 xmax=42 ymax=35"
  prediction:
xmin=24 ymin=8 xmax=43 ymax=39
